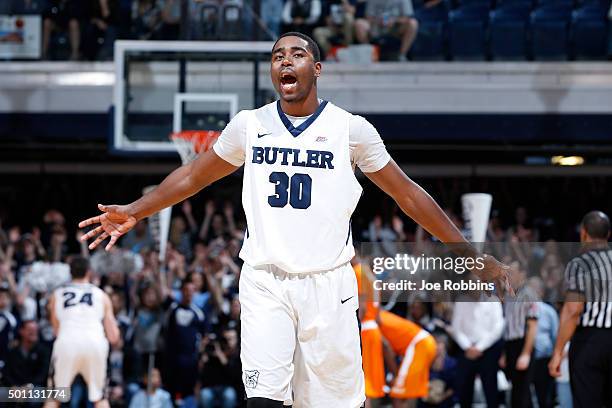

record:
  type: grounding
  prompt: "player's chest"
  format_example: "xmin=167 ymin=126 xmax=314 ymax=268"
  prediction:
xmin=246 ymin=122 xmax=348 ymax=172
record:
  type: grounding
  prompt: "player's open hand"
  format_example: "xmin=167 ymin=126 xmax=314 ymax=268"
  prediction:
xmin=78 ymin=204 xmax=137 ymax=251
xmin=475 ymin=254 xmax=515 ymax=301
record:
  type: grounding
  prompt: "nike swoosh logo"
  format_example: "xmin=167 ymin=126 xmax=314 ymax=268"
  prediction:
xmin=341 ymin=296 xmax=354 ymax=304
xmin=257 ymin=132 xmax=272 ymax=138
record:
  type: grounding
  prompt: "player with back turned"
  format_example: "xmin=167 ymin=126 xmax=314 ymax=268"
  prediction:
xmin=78 ymin=32 xmax=511 ymax=408
xmin=44 ymin=256 xmax=120 ymax=408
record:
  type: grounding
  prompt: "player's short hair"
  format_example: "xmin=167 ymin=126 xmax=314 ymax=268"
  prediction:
xmin=582 ymin=210 xmax=610 ymax=239
xmin=273 ymin=32 xmax=321 ymax=63
xmin=70 ymin=256 xmax=90 ymax=279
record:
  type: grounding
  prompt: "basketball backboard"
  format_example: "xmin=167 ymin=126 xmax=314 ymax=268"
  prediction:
xmin=112 ymin=40 xmax=275 ymax=155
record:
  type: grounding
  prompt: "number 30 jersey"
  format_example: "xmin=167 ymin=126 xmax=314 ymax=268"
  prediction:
xmin=53 ymin=283 xmax=105 ymax=338
xmin=213 ymin=100 xmax=390 ymax=274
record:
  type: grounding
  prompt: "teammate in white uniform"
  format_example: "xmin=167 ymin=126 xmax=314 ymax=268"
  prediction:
xmin=78 ymin=32 xmax=511 ymax=408
xmin=45 ymin=257 xmax=119 ymax=408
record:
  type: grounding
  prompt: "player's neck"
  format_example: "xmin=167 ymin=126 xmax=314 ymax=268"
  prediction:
xmin=279 ymin=93 xmax=319 ymax=117
xmin=72 ymin=278 xmax=89 ymax=284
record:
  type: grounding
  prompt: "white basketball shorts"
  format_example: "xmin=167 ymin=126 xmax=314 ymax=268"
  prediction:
xmin=51 ymin=334 xmax=109 ymax=402
xmin=239 ymin=262 xmax=365 ymax=408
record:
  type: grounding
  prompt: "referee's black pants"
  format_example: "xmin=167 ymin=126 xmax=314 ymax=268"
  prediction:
xmin=456 ymin=339 xmax=503 ymax=408
xmin=569 ymin=327 xmax=612 ymax=408
xmin=505 ymin=338 xmax=535 ymax=408
xmin=533 ymin=356 xmax=555 ymax=408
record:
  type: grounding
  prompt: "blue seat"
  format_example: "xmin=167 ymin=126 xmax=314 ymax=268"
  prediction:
xmin=456 ymin=0 xmax=493 ymax=5
xmin=489 ymin=4 xmax=531 ymax=60
xmin=448 ymin=4 xmax=490 ymax=59
xmin=536 ymin=0 xmax=574 ymax=6
xmin=495 ymin=0 xmax=533 ymax=5
xmin=411 ymin=3 xmax=449 ymax=60
xmin=530 ymin=6 xmax=573 ymax=60
xmin=571 ymin=4 xmax=609 ymax=59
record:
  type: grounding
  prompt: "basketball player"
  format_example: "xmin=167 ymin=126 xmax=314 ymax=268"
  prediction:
xmin=45 ymin=257 xmax=119 ymax=408
xmin=78 ymin=32 xmax=511 ymax=407
xmin=378 ymin=310 xmax=437 ymax=408
xmin=354 ymin=259 xmax=385 ymax=407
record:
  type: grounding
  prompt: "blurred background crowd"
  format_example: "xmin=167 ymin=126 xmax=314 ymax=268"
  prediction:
xmin=0 ymin=0 xmax=611 ymax=62
xmin=1 ymin=1 xmax=610 ymax=406
xmin=0 ymin=188 xmax=586 ymax=406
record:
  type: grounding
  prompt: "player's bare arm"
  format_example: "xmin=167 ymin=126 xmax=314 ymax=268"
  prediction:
xmin=48 ymin=293 xmax=59 ymax=336
xmin=102 ymin=292 xmax=120 ymax=346
xmin=549 ymin=292 xmax=584 ymax=377
xmin=79 ymin=149 xmax=238 ymax=250
xmin=366 ymin=158 xmax=512 ymax=295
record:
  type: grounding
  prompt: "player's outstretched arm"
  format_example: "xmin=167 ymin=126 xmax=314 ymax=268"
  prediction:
xmin=365 ymin=159 xmax=513 ymax=296
xmin=366 ymin=159 xmax=467 ymax=244
xmin=102 ymin=292 xmax=121 ymax=346
xmin=79 ymin=149 xmax=238 ymax=250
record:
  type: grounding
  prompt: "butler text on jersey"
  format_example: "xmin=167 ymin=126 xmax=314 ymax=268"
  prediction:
xmin=252 ymin=146 xmax=335 ymax=169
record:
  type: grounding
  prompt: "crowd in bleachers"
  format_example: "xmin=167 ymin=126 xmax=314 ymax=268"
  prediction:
xmin=1 ymin=0 xmax=611 ymax=61
xmin=0 ymin=197 xmax=581 ymax=407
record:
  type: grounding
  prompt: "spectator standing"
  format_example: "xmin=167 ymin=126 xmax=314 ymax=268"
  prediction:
xmin=13 ymin=233 xmax=44 ymax=282
xmin=170 ymin=215 xmax=194 ymax=260
xmin=122 ymin=220 xmax=155 ymax=253
xmin=82 ymin=0 xmax=119 ymax=60
xmin=1 ymin=320 xmax=50 ymax=388
xmin=365 ymin=214 xmax=399 ymax=257
xmin=261 ymin=0 xmax=285 ymax=38
xmin=539 ymin=246 xmax=565 ymax=302
xmin=0 ymin=283 xmax=17 ymax=373
xmin=163 ymin=278 xmax=206 ymax=406
xmin=158 ymin=0 xmax=181 ymax=40
xmin=354 ymin=0 xmax=418 ymax=61
xmin=450 ymin=292 xmax=504 ymax=408
xmin=131 ymin=0 xmax=161 ymax=40
xmin=503 ymin=260 xmax=539 ymax=408
xmin=528 ymin=277 xmax=558 ymax=408
xmin=128 ymin=285 xmax=165 ymax=385
xmin=42 ymin=0 xmax=83 ymax=60
xmin=313 ymin=0 xmax=357 ymax=59
xmin=281 ymin=0 xmax=322 ymax=38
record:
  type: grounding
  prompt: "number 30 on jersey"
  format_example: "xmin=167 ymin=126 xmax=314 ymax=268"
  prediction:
xmin=268 ymin=172 xmax=312 ymax=209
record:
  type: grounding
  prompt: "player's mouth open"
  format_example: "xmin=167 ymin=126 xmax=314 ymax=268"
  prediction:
xmin=280 ymin=72 xmax=297 ymax=90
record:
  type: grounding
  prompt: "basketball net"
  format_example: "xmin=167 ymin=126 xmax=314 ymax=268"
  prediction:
xmin=170 ymin=130 xmax=222 ymax=165
xmin=154 ymin=129 xmax=221 ymax=262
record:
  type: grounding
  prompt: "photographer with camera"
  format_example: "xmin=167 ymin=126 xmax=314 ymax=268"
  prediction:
xmin=198 ymin=328 xmax=242 ymax=408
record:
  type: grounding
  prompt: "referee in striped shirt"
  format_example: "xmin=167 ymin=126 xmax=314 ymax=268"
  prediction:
xmin=549 ymin=210 xmax=612 ymax=407
xmin=503 ymin=259 xmax=539 ymax=408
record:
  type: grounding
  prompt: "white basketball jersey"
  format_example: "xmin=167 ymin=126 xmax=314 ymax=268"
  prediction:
xmin=54 ymin=282 xmax=105 ymax=338
xmin=238 ymin=101 xmax=363 ymax=273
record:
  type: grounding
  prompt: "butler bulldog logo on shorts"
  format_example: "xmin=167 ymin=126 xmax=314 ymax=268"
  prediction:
xmin=244 ymin=370 xmax=260 ymax=389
